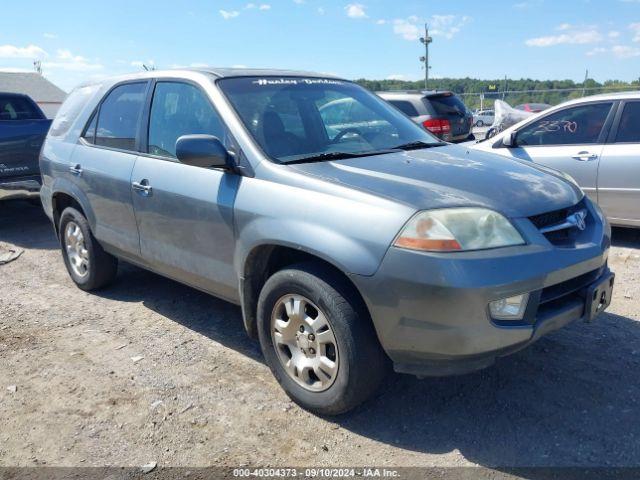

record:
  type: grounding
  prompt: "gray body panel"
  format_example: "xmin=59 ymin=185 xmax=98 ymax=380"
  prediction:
xmin=40 ymin=69 xmax=612 ymax=376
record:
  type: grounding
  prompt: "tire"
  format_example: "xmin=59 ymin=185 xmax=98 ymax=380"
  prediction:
xmin=475 ymin=120 xmax=484 ymax=127
xmin=58 ymin=207 xmax=118 ymax=291
xmin=257 ymin=262 xmax=389 ymax=415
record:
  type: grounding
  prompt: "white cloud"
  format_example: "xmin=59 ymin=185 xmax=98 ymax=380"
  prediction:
xmin=245 ymin=2 xmax=256 ymax=8
xmin=391 ymin=14 xmax=470 ymax=41
xmin=232 ymin=64 xmax=248 ymax=68
xmin=293 ymin=0 xmax=304 ymax=3
xmin=585 ymin=44 xmax=640 ymax=59
xmin=612 ymin=44 xmax=640 ymax=58
xmin=586 ymin=47 xmax=607 ymax=56
xmin=43 ymin=50 xmax=103 ymax=72
xmin=0 ymin=44 xmax=48 ymax=59
xmin=317 ymin=7 xmax=325 ymax=14
xmin=525 ymin=24 xmax=602 ymax=46
xmin=130 ymin=59 xmax=155 ymax=69
xmin=259 ymin=4 xmax=271 ymax=10
xmin=376 ymin=19 xmax=386 ymax=25
xmin=345 ymin=3 xmax=367 ymax=19
xmin=430 ymin=14 xmax=471 ymax=39
xmin=608 ymin=30 xmax=620 ymax=38
xmin=43 ymin=33 xmax=58 ymax=39
xmin=393 ymin=19 xmax=421 ymax=41
xmin=630 ymin=23 xmax=640 ymax=42
xmin=219 ymin=9 xmax=240 ymax=19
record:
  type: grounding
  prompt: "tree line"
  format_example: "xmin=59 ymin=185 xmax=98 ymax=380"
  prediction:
xmin=354 ymin=77 xmax=640 ymax=110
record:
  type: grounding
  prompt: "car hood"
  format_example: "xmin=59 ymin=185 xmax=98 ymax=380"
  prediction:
xmin=289 ymin=144 xmax=583 ymax=218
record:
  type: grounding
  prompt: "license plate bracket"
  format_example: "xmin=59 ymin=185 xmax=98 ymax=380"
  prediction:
xmin=584 ymin=272 xmax=615 ymax=323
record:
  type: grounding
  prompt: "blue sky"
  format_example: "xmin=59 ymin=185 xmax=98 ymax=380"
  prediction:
xmin=1 ymin=0 xmax=639 ymax=91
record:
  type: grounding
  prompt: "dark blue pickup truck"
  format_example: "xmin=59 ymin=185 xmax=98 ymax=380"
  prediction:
xmin=0 ymin=93 xmax=52 ymax=201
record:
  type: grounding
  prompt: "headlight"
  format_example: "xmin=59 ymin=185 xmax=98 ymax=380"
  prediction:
xmin=394 ymin=208 xmax=525 ymax=252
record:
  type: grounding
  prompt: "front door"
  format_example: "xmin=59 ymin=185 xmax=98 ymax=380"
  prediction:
xmin=500 ymin=101 xmax=615 ymax=205
xmin=130 ymin=81 xmax=239 ymax=301
xmin=598 ymin=100 xmax=640 ymax=226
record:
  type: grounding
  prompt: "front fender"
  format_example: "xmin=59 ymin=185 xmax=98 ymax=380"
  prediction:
xmin=235 ymin=218 xmax=384 ymax=278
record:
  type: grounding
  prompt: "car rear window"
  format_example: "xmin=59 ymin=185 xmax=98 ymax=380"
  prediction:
xmin=426 ymin=94 xmax=467 ymax=116
xmin=388 ymin=100 xmax=419 ymax=117
xmin=0 ymin=94 xmax=44 ymax=121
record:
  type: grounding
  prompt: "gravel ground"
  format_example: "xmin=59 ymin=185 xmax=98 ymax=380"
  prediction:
xmin=1 ymin=199 xmax=639 ymax=471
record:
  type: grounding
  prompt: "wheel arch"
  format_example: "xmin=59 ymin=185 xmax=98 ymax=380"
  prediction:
xmin=239 ymin=243 xmax=373 ymax=340
xmin=50 ymin=182 xmax=95 ymax=237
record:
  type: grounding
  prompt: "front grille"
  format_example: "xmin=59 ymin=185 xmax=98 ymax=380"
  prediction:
xmin=529 ymin=199 xmax=590 ymax=247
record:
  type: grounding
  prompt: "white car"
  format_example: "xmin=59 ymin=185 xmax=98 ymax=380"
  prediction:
xmin=473 ymin=109 xmax=494 ymax=127
xmin=470 ymin=92 xmax=640 ymax=228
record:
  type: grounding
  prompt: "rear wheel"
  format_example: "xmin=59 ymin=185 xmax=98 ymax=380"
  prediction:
xmin=257 ymin=263 xmax=389 ymax=415
xmin=475 ymin=120 xmax=484 ymax=127
xmin=59 ymin=207 xmax=117 ymax=291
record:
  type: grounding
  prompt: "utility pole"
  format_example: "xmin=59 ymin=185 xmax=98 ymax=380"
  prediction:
xmin=582 ymin=69 xmax=589 ymax=97
xmin=419 ymin=24 xmax=432 ymax=91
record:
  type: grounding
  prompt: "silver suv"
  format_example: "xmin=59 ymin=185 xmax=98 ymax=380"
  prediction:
xmin=41 ymin=69 xmax=613 ymax=414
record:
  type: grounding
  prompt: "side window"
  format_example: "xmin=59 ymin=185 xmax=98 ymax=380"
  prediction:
xmin=95 ymin=82 xmax=147 ymax=151
xmin=148 ymin=82 xmax=224 ymax=158
xmin=389 ymin=100 xmax=419 ymax=117
xmin=614 ymin=102 xmax=640 ymax=144
xmin=82 ymin=113 xmax=97 ymax=144
xmin=516 ymin=102 xmax=613 ymax=147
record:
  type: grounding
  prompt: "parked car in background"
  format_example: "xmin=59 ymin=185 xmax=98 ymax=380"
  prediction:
xmin=471 ymin=91 xmax=640 ymax=228
xmin=378 ymin=90 xmax=474 ymax=143
xmin=0 ymin=93 xmax=51 ymax=200
xmin=473 ymin=109 xmax=495 ymax=127
xmin=41 ymin=69 xmax=613 ymax=414
xmin=516 ymin=103 xmax=551 ymax=113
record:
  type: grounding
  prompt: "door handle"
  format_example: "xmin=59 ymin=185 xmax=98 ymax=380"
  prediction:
xmin=69 ymin=164 xmax=83 ymax=175
xmin=572 ymin=151 xmax=598 ymax=161
xmin=132 ymin=180 xmax=152 ymax=195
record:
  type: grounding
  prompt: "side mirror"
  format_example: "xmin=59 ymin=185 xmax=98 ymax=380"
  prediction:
xmin=502 ymin=131 xmax=518 ymax=148
xmin=175 ymin=135 xmax=232 ymax=169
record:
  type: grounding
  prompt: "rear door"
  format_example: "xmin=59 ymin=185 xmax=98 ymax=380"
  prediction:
xmin=0 ymin=94 xmax=50 ymax=179
xmin=597 ymin=100 xmax=640 ymax=226
xmin=426 ymin=93 xmax=472 ymax=138
xmin=130 ymin=80 xmax=238 ymax=300
xmin=70 ymin=81 xmax=149 ymax=257
xmin=503 ymin=101 xmax=616 ymax=204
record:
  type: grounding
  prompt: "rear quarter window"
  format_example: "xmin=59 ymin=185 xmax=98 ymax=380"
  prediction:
xmin=49 ymin=85 xmax=99 ymax=137
xmin=388 ymin=100 xmax=419 ymax=117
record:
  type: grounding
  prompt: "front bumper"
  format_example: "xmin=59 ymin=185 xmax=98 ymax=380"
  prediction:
xmin=352 ymin=202 xmax=612 ymax=376
xmin=0 ymin=175 xmax=42 ymax=201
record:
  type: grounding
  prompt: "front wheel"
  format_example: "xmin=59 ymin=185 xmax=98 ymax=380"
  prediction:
xmin=475 ymin=120 xmax=484 ymax=127
xmin=59 ymin=207 xmax=118 ymax=291
xmin=257 ymin=263 xmax=389 ymax=415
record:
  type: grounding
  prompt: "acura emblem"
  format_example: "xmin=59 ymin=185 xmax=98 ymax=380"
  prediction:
xmin=567 ymin=210 xmax=587 ymax=231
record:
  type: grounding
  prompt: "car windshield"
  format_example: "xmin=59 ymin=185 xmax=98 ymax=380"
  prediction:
xmin=217 ymin=76 xmax=442 ymax=163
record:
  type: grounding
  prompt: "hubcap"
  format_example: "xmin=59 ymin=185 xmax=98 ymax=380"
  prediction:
xmin=270 ymin=294 xmax=339 ymax=392
xmin=64 ymin=221 xmax=89 ymax=278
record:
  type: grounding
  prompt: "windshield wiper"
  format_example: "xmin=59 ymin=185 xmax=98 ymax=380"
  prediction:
xmin=391 ymin=141 xmax=446 ymax=151
xmin=282 ymin=149 xmax=395 ymax=165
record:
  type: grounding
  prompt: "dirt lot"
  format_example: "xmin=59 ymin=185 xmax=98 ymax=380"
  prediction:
xmin=1 ymin=199 xmax=640 ymax=471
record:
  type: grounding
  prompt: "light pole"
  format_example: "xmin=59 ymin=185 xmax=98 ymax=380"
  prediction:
xmin=419 ymin=24 xmax=432 ymax=91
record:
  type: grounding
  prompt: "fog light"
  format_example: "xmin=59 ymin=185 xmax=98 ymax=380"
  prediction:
xmin=489 ymin=294 xmax=529 ymax=321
